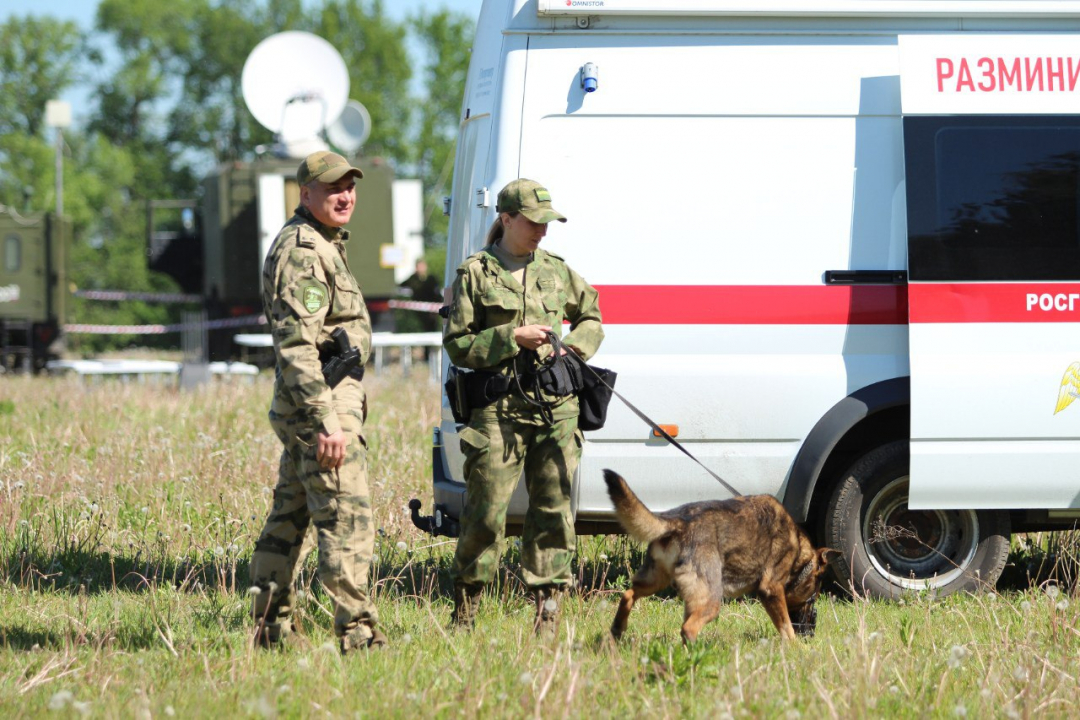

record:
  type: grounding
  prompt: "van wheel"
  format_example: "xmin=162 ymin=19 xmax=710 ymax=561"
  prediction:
xmin=823 ymin=440 xmax=1010 ymax=599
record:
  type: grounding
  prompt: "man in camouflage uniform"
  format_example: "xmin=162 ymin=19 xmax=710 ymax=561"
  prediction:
xmin=444 ymin=179 xmax=604 ymax=638
xmin=250 ymin=151 xmax=385 ymax=653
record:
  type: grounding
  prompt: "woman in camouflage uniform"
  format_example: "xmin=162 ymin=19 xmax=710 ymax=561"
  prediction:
xmin=443 ymin=179 xmax=604 ymax=639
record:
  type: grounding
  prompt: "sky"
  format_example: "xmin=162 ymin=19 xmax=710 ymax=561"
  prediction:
xmin=0 ymin=0 xmax=486 ymax=127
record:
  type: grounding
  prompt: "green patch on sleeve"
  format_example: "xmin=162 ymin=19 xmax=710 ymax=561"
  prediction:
xmin=295 ymin=280 xmax=329 ymax=314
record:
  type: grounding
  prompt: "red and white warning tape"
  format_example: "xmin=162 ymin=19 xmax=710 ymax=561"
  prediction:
xmin=387 ymin=299 xmax=443 ymax=313
xmin=64 ymin=314 xmax=266 ymax=335
xmin=74 ymin=290 xmax=204 ymax=303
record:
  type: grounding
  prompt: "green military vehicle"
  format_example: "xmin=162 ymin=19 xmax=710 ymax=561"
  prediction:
xmin=0 ymin=206 xmax=67 ymax=371
xmin=151 ymin=156 xmax=423 ymax=360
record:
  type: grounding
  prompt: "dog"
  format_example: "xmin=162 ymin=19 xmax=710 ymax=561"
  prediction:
xmin=603 ymin=470 xmax=833 ymax=643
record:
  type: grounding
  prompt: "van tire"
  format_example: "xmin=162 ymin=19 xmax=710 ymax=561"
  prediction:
xmin=823 ymin=440 xmax=1010 ymax=599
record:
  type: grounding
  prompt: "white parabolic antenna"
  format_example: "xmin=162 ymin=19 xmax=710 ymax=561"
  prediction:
xmin=327 ymin=100 xmax=372 ymax=154
xmin=242 ymin=31 xmax=349 ymax=144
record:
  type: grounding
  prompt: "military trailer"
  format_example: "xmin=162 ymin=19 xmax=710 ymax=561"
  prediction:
xmin=163 ymin=156 xmax=421 ymax=360
xmin=0 ymin=206 xmax=67 ymax=372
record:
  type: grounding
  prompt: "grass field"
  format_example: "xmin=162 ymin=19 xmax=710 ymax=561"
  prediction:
xmin=2 ymin=371 xmax=1080 ymax=718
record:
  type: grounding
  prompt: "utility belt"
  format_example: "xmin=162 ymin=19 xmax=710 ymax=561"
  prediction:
xmin=445 ymin=355 xmax=584 ymax=424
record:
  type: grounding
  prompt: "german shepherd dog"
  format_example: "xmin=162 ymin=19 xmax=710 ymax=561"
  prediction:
xmin=604 ymin=470 xmax=833 ymax=642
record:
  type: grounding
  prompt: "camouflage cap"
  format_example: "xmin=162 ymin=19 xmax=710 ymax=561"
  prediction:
xmin=496 ymin=179 xmax=567 ymax=224
xmin=297 ymin=151 xmax=364 ymax=186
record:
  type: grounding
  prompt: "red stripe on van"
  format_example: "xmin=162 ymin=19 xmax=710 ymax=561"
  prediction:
xmin=909 ymin=283 xmax=1080 ymax=323
xmin=592 ymin=285 xmax=908 ymax=325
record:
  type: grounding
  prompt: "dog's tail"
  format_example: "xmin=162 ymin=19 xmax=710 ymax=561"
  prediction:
xmin=603 ymin=469 xmax=672 ymax=543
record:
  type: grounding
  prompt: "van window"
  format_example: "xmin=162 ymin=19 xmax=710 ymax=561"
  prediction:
xmin=3 ymin=234 xmax=19 ymax=272
xmin=905 ymin=116 xmax=1080 ymax=281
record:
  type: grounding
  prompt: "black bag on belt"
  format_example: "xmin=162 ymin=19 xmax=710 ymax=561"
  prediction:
xmin=539 ymin=333 xmax=617 ymax=432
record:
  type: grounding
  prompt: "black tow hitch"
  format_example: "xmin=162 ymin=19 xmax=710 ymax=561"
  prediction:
xmin=409 ymin=499 xmax=461 ymax=538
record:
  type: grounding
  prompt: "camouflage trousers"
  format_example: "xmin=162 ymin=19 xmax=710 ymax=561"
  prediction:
xmin=250 ymin=416 xmax=377 ymax=640
xmin=452 ymin=409 xmax=582 ymax=588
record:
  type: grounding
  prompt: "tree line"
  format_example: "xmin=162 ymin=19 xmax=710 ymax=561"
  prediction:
xmin=0 ymin=0 xmax=472 ymax=350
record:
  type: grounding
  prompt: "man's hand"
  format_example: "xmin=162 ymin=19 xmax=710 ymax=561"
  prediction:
xmin=317 ymin=430 xmax=348 ymax=470
xmin=514 ymin=324 xmax=553 ymax=351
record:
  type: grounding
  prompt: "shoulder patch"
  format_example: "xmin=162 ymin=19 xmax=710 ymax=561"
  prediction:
xmin=295 ymin=279 xmax=329 ymax=314
xmin=296 ymin=227 xmax=317 ymax=249
xmin=457 ymin=253 xmax=484 ymax=274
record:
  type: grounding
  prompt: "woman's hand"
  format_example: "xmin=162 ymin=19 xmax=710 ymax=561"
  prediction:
xmin=514 ymin=324 xmax=553 ymax=351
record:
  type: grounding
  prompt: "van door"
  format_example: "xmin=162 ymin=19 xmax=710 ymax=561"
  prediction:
xmin=904 ymin=114 xmax=1080 ymax=510
xmin=899 ymin=35 xmax=1080 ymax=510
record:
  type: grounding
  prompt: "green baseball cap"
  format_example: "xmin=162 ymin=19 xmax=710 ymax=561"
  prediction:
xmin=496 ymin=179 xmax=567 ymax=223
xmin=297 ymin=151 xmax=364 ymax=186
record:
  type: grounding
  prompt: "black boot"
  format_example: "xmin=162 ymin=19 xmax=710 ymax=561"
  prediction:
xmin=451 ymin=582 xmax=483 ymax=630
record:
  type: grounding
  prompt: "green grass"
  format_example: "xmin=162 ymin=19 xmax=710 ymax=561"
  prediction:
xmin=1 ymin=373 xmax=1079 ymax=717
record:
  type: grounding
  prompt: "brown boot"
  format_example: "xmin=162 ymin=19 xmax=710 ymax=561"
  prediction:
xmin=451 ymin=582 xmax=483 ymax=630
xmin=340 ymin=623 xmax=388 ymax=654
xmin=254 ymin=620 xmax=299 ymax=650
xmin=533 ymin=586 xmax=563 ymax=641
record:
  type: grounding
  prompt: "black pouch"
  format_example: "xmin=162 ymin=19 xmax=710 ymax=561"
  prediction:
xmin=536 ymin=357 xmax=578 ymax=397
xmin=576 ymin=360 xmax=617 ymax=432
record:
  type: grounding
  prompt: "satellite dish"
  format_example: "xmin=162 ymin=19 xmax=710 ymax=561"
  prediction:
xmin=241 ymin=32 xmax=349 ymax=150
xmin=327 ymin=100 xmax=372 ymax=154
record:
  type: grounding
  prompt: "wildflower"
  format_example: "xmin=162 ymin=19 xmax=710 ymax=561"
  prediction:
xmin=297 ymin=657 xmax=310 ymax=669
xmin=247 ymin=586 xmax=262 ymax=596
xmin=13 ymin=481 xmax=24 ymax=490
xmin=90 ymin=503 xmax=99 ymax=513
xmin=140 ymin=507 xmax=149 ymax=514
xmin=277 ymin=685 xmax=290 ymax=694
xmin=599 ymin=553 xmax=609 ymax=562
xmin=396 ymin=541 xmax=408 ymax=552
xmin=72 ymin=700 xmax=91 ymax=716
xmin=947 ymin=645 xmax=969 ymax=669
xmin=518 ymin=671 xmax=533 ymax=685
xmin=786 ymin=710 xmax=801 ymax=719
xmin=401 ymin=633 xmax=413 ymax=645
xmin=1056 ymin=599 xmax=1069 ymax=611
xmin=1020 ymin=600 xmax=1032 ymax=612
xmin=261 ymin=487 xmax=272 ymax=495
xmin=1004 ymin=703 xmax=1020 ymax=719
xmin=954 ymin=704 xmax=967 ymax=717
xmin=214 ymin=546 xmax=225 ymax=557
xmin=868 ymin=631 xmax=883 ymax=644
xmin=889 ymin=686 xmax=900 ymax=694
xmin=181 ymin=524 xmax=191 ymax=532
xmin=1012 ymin=666 xmax=1028 ymax=682
xmin=1046 ymin=585 xmax=1060 ymax=600
xmin=165 ymin=708 xmax=176 ymax=717
xmin=48 ymin=690 xmax=74 ymax=710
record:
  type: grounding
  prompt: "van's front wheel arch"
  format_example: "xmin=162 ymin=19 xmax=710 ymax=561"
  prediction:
xmin=823 ymin=440 xmax=1010 ymax=598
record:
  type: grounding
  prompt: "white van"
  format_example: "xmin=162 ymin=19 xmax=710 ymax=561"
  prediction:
xmin=410 ymin=0 xmax=1080 ymax=599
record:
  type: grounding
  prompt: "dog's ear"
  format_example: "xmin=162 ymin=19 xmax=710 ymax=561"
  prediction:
xmin=817 ymin=548 xmax=841 ymax=566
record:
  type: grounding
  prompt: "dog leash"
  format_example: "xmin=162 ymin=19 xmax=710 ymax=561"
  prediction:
xmin=549 ymin=333 xmax=743 ymax=498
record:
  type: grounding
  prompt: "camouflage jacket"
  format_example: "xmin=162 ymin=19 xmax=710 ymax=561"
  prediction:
xmin=445 ymin=246 xmax=604 ymax=419
xmin=262 ymin=205 xmax=372 ymax=436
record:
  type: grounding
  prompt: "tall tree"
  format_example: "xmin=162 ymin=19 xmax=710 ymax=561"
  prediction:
xmin=0 ymin=15 xmax=82 ymax=212
xmin=315 ymin=0 xmax=413 ymax=162
xmin=411 ymin=9 xmax=474 ymax=255
xmin=0 ymin=16 xmax=82 ymax=137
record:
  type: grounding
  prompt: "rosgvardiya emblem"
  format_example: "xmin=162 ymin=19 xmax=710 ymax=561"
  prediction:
xmin=1054 ymin=363 xmax=1080 ymax=414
